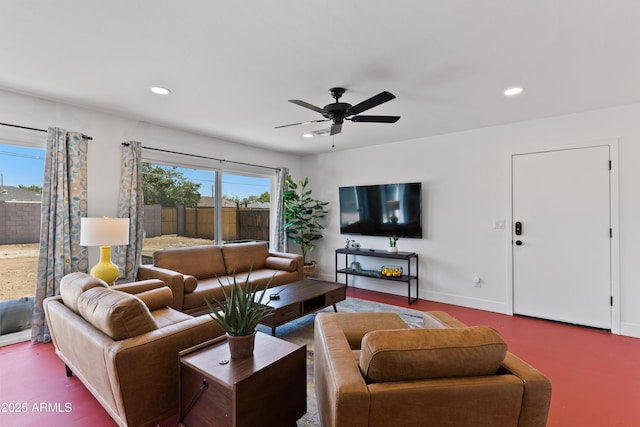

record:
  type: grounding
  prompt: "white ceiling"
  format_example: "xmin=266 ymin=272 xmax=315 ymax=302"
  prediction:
xmin=1 ymin=1 xmax=640 ymax=155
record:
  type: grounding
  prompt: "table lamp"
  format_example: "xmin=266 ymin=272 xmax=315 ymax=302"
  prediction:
xmin=80 ymin=217 xmax=130 ymax=285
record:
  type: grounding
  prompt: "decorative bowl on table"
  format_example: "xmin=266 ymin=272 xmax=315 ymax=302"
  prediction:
xmin=380 ymin=265 xmax=403 ymax=278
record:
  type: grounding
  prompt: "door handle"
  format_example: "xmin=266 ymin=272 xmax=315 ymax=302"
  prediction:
xmin=515 ymin=240 xmax=523 ymax=246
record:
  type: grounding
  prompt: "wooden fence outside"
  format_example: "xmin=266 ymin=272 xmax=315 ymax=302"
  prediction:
xmin=156 ymin=206 xmax=269 ymax=242
xmin=161 ymin=207 xmax=178 ymax=235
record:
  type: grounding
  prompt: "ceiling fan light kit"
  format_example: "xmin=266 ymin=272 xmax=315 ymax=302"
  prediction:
xmin=276 ymin=87 xmax=400 ymax=136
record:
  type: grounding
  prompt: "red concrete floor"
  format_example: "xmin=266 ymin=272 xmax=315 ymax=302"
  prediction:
xmin=1 ymin=288 xmax=639 ymax=426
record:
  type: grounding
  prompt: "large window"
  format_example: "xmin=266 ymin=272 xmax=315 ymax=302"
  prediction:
xmin=0 ymin=144 xmax=44 ymax=303
xmin=141 ymin=161 xmax=272 ymax=262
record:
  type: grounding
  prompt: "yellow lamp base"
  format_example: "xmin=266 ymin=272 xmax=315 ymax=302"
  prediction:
xmin=89 ymin=246 xmax=120 ymax=286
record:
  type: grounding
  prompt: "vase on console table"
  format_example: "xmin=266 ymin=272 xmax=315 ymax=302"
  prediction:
xmin=388 ymin=235 xmax=399 ymax=253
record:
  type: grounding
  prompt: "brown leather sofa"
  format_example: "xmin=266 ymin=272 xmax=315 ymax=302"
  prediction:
xmin=137 ymin=241 xmax=303 ymax=314
xmin=44 ymin=272 xmax=224 ymax=427
xmin=314 ymin=311 xmax=552 ymax=427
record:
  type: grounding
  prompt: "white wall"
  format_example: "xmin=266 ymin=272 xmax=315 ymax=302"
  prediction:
xmin=303 ymin=103 xmax=640 ymax=338
xmin=3 ymin=88 xmax=638 ymax=338
xmin=0 ymin=89 xmax=304 ymax=262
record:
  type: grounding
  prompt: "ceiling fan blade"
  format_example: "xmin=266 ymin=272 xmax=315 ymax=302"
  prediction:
xmin=289 ymin=100 xmax=325 ymax=114
xmin=275 ymin=119 xmax=329 ymax=129
xmin=349 ymin=91 xmax=396 ymax=115
xmin=330 ymin=122 xmax=342 ymax=136
xmin=349 ymin=115 xmax=400 ymax=123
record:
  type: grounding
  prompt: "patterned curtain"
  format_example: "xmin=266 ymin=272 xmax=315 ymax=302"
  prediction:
xmin=114 ymin=141 xmax=144 ymax=281
xmin=272 ymin=167 xmax=289 ymax=252
xmin=32 ymin=128 xmax=88 ymax=343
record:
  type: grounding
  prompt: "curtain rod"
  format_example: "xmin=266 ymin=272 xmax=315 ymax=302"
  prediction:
xmin=0 ymin=122 xmax=93 ymax=140
xmin=121 ymin=142 xmax=281 ymax=172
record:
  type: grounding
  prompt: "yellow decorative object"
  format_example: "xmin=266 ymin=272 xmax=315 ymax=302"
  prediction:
xmin=80 ymin=217 xmax=130 ymax=286
xmin=89 ymin=246 xmax=121 ymax=285
xmin=381 ymin=265 xmax=403 ymax=278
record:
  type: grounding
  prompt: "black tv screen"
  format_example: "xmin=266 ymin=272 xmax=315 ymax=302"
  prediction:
xmin=339 ymin=182 xmax=422 ymax=238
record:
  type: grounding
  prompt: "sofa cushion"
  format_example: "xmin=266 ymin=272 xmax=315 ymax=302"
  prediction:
xmin=59 ymin=272 xmax=109 ymax=315
xmin=135 ymin=286 xmax=173 ymax=311
xmin=334 ymin=312 xmax=411 ymax=350
xmin=151 ymin=307 xmax=194 ymax=329
xmin=232 ymin=269 xmax=299 ymax=289
xmin=264 ymin=256 xmax=298 ymax=272
xmin=222 ymin=242 xmax=269 ymax=275
xmin=77 ymin=287 xmax=157 ymax=340
xmin=182 ymin=278 xmax=227 ymax=312
xmin=359 ymin=326 xmax=507 ymax=383
xmin=154 ymin=245 xmax=226 ymax=279
xmin=183 ymin=274 xmax=198 ymax=293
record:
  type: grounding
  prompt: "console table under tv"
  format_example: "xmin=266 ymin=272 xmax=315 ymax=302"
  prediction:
xmin=335 ymin=247 xmax=419 ymax=304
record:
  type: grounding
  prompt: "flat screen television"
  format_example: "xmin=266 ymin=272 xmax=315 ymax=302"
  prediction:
xmin=339 ymin=182 xmax=422 ymax=238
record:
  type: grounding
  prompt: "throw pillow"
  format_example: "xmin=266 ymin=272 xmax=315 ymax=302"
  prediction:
xmin=359 ymin=326 xmax=507 ymax=383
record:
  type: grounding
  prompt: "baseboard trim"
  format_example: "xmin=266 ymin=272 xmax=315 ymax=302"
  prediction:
xmin=322 ymin=273 xmax=510 ymax=315
xmin=620 ymin=322 xmax=640 ymax=339
xmin=0 ymin=329 xmax=30 ymax=347
xmin=422 ymin=290 xmax=510 ymax=315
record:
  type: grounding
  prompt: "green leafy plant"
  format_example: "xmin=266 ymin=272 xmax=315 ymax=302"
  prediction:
xmin=283 ymin=175 xmax=329 ymax=265
xmin=389 ymin=235 xmax=399 ymax=247
xmin=204 ymin=270 xmax=274 ymax=336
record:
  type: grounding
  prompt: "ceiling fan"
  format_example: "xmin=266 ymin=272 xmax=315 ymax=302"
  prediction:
xmin=275 ymin=87 xmax=400 ymax=136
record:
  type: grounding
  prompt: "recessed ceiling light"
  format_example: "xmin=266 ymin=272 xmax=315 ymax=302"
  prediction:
xmin=302 ymin=133 xmax=313 ymax=138
xmin=504 ymin=87 xmax=525 ymax=96
xmin=150 ymin=86 xmax=171 ymax=95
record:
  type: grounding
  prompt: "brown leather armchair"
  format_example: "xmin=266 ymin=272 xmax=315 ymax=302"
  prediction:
xmin=314 ymin=311 xmax=552 ymax=427
xmin=44 ymin=272 xmax=224 ymax=427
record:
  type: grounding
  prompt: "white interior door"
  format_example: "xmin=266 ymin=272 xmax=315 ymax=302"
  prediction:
xmin=512 ymin=146 xmax=611 ymax=329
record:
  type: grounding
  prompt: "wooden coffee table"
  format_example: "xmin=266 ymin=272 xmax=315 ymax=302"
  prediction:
xmin=260 ymin=278 xmax=346 ymax=336
xmin=179 ymin=333 xmax=306 ymax=427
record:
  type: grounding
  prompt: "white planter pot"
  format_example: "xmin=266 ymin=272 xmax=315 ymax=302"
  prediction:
xmin=387 ymin=246 xmax=398 ymax=253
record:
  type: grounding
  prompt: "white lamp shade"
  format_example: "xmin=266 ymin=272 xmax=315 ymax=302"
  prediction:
xmin=80 ymin=217 xmax=130 ymax=246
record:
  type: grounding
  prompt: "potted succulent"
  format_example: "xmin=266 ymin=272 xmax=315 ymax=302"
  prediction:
xmin=388 ymin=235 xmax=399 ymax=253
xmin=283 ymin=175 xmax=329 ymax=277
xmin=204 ymin=271 xmax=274 ymax=358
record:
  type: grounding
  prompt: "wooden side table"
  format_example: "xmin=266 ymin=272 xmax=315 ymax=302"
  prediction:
xmin=179 ymin=333 xmax=306 ymax=427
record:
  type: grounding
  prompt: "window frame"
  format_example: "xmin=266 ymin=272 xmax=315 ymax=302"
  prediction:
xmin=141 ymin=150 xmax=276 ymax=246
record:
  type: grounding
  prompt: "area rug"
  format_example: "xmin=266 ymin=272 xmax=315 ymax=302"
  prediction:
xmin=256 ymin=297 xmax=425 ymax=427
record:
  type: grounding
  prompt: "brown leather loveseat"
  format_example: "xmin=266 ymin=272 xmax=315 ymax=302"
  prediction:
xmin=137 ymin=241 xmax=303 ymax=314
xmin=44 ymin=272 xmax=223 ymax=427
xmin=314 ymin=311 xmax=552 ymax=427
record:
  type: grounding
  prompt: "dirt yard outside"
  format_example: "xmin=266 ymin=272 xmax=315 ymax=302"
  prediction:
xmin=0 ymin=243 xmax=39 ymax=301
xmin=0 ymin=236 xmax=214 ymax=301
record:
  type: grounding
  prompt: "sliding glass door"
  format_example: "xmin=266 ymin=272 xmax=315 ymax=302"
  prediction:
xmin=140 ymin=162 xmax=272 ymax=263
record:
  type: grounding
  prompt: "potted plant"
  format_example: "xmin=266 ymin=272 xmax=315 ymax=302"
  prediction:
xmin=283 ymin=175 xmax=329 ymax=277
xmin=388 ymin=235 xmax=399 ymax=253
xmin=204 ymin=271 xmax=274 ymax=358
